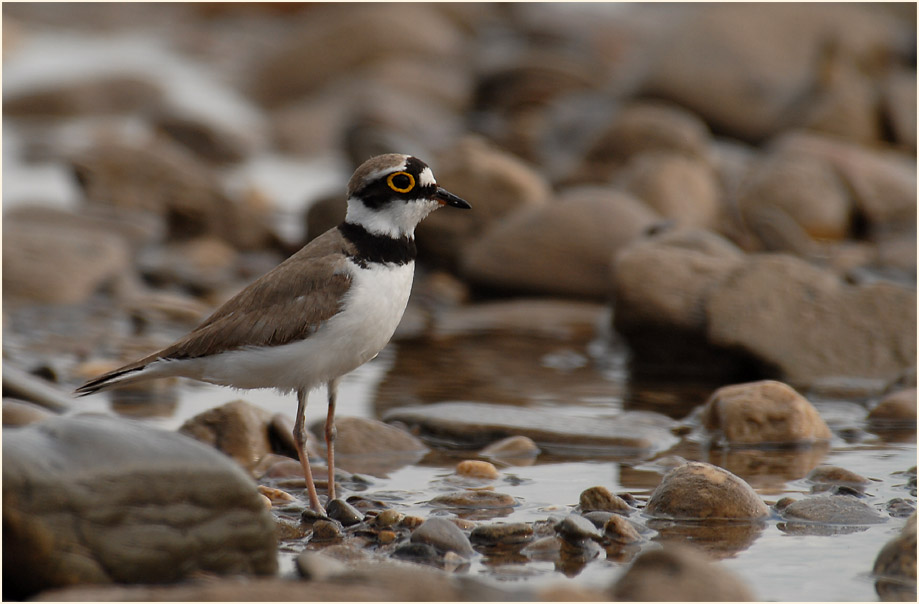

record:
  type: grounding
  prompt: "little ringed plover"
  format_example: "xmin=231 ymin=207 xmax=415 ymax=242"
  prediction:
xmin=76 ymin=153 xmax=471 ymax=514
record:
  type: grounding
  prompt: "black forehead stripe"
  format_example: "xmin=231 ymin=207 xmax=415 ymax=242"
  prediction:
xmin=338 ymin=222 xmax=416 ymax=267
xmin=404 ymin=156 xmax=428 ymax=174
xmin=356 ymin=174 xmax=437 ymax=210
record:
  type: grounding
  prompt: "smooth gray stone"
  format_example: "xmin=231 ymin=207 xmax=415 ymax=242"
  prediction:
xmin=3 ymin=415 xmax=277 ymax=599
xmin=410 ymin=517 xmax=475 ymax=558
xmin=782 ymin=495 xmax=886 ymax=525
xmin=384 ymin=402 xmax=677 ymax=456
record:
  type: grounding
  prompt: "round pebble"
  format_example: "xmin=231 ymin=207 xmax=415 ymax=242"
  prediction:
xmin=555 ymin=514 xmax=603 ymax=543
xmin=401 ymin=515 xmax=424 ymax=530
xmin=326 ymin=498 xmax=364 ymax=526
xmin=646 ymin=461 xmax=770 ymax=520
xmin=470 ymin=522 xmax=534 ymax=545
xmin=410 ymin=517 xmax=475 ymax=558
xmin=456 ymin=460 xmax=499 ymax=480
xmin=782 ymin=496 xmax=885 ymax=525
xmin=582 ymin=511 xmax=614 ymax=528
xmin=807 ymin=466 xmax=870 ymax=486
xmin=378 ymin=530 xmax=398 ymax=545
xmin=257 ymin=485 xmax=295 ymax=505
xmin=603 ymin=515 xmax=642 ymax=544
xmin=310 ymin=519 xmax=344 ymax=541
xmin=301 ymin=508 xmax=328 ymax=523
xmin=375 ymin=509 xmax=404 ymax=528
xmin=579 ymin=486 xmax=630 ymax=513
xmin=429 ymin=490 xmax=516 ymax=509
xmin=392 ymin=542 xmax=440 ymax=563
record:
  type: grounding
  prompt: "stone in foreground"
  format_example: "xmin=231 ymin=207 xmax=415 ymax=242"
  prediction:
xmin=3 ymin=415 xmax=277 ymax=599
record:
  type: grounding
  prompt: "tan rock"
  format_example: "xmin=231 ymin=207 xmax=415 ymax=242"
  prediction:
xmin=645 ymin=461 xmax=770 ymax=520
xmin=701 ymin=380 xmax=832 ymax=445
xmin=179 ymin=400 xmax=274 ymax=472
xmin=706 ymin=254 xmax=917 ymax=386
xmin=455 ymin=460 xmax=499 ymax=480
xmin=462 ymin=187 xmax=660 ymax=299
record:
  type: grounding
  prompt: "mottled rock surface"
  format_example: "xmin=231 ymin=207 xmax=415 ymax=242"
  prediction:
xmin=645 ymin=461 xmax=770 ymax=520
xmin=3 ymin=415 xmax=277 ymax=600
xmin=701 ymin=380 xmax=832 ymax=445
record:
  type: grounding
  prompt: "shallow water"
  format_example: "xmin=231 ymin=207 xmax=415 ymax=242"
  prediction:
xmin=49 ymin=317 xmax=916 ymax=602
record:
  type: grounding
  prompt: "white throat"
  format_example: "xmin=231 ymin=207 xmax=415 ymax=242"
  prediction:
xmin=345 ymin=196 xmax=440 ymax=239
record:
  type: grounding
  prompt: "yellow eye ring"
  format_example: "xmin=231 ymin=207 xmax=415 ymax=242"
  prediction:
xmin=387 ymin=171 xmax=415 ymax=193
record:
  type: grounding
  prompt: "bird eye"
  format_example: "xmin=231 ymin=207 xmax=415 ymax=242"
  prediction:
xmin=387 ymin=171 xmax=415 ymax=193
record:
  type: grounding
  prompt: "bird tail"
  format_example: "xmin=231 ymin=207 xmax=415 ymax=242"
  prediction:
xmin=74 ymin=361 xmax=154 ymax=396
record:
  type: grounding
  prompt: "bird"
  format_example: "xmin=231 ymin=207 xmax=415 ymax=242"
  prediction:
xmin=75 ymin=153 xmax=471 ymax=514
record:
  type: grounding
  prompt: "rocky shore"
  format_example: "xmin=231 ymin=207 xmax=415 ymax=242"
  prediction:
xmin=3 ymin=3 xmax=915 ymax=601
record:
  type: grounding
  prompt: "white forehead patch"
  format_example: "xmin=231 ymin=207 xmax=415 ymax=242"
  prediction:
xmin=365 ymin=159 xmax=409 ymax=185
xmin=418 ymin=166 xmax=436 ymax=187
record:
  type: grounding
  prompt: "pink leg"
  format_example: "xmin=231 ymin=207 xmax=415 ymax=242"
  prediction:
xmin=294 ymin=388 xmax=324 ymax=514
xmin=325 ymin=378 xmax=339 ymax=501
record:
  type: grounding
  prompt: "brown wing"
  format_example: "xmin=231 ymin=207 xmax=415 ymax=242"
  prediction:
xmin=76 ymin=227 xmax=354 ymax=395
xmin=157 ymin=228 xmax=354 ymax=361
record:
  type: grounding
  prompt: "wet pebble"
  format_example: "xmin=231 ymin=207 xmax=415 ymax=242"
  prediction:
xmin=385 ymin=402 xmax=675 ymax=456
xmin=274 ymin=517 xmax=309 ymax=540
xmin=807 ymin=466 xmax=870 ymax=486
xmin=392 ymin=542 xmax=441 ymax=564
xmin=374 ymin=509 xmax=404 ymax=528
xmin=455 ymin=460 xmax=499 ymax=480
xmin=410 ymin=517 xmax=475 ymax=558
xmin=310 ymin=519 xmax=344 ymax=542
xmin=257 ymin=485 xmax=294 ymax=506
xmin=429 ymin=489 xmax=516 ymax=510
xmin=326 ymin=498 xmax=364 ymax=527
xmin=300 ymin=508 xmax=328 ymax=524
xmin=521 ymin=536 xmax=563 ymax=561
xmin=470 ymin=522 xmax=534 ymax=546
xmin=646 ymin=461 xmax=770 ymax=520
xmin=603 ymin=515 xmax=642 ymax=544
xmin=582 ymin=511 xmax=614 ymax=528
xmin=377 ymin=530 xmax=398 ymax=545
xmin=555 ymin=514 xmax=603 ymax=543
xmin=782 ymin=496 xmax=885 ymax=525
xmin=579 ymin=486 xmax=630 ymax=514
xmin=701 ymin=380 xmax=831 ymax=446
xmin=401 ymin=515 xmax=425 ymax=530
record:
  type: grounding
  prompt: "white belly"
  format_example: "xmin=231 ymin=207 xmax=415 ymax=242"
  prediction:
xmin=159 ymin=260 xmax=415 ymax=392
